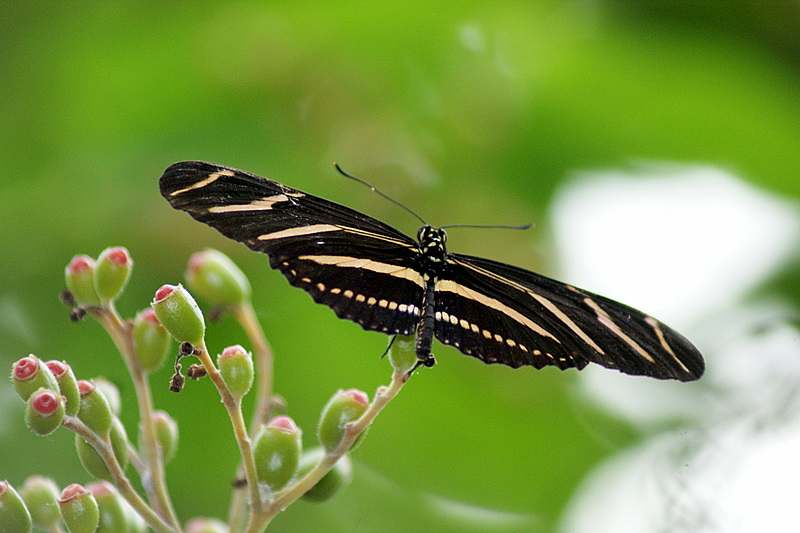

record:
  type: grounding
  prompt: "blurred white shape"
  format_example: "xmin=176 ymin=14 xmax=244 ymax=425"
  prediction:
xmin=458 ymin=23 xmax=486 ymax=54
xmin=426 ymin=493 xmax=539 ymax=530
xmin=551 ymin=164 xmax=800 ymax=329
xmin=551 ymin=164 xmax=800 ymax=423
xmin=553 ymin=165 xmax=800 ymax=532
xmin=561 ymin=411 xmax=800 ymax=533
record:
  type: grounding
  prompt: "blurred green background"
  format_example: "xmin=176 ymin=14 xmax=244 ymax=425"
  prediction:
xmin=1 ymin=2 xmax=799 ymax=532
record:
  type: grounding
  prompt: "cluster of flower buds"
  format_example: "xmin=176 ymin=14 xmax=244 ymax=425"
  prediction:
xmin=64 ymin=247 xmax=133 ymax=307
xmin=1 ymin=478 xmax=146 ymax=533
xmin=11 ymin=356 xmax=77 ymax=436
xmin=7 ymin=245 xmax=401 ymax=531
xmin=247 ymin=387 xmax=369 ymax=501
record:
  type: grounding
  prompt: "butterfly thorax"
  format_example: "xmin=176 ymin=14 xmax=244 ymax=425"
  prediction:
xmin=416 ymin=225 xmax=448 ymax=278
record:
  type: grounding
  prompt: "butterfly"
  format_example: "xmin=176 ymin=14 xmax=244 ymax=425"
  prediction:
xmin=160 ymin=161 xmax=704 ymax=381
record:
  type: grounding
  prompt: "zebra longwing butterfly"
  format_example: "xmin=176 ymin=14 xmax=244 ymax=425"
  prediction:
xmin=160 ymin=161 xmax=704 ymax=381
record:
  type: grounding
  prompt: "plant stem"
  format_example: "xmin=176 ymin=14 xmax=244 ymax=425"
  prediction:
xmin=232 ymin=301 xmax=275 ymax=431
xmin=92 ymin=304 xmax=182 ymax=531
xmin=64 ymin=416 xmax=174 ymax=533
xmin=194 ymin=341 xmax=263 ymax=516
xmin=250 ymin=370 xmax=409 ymax=531
xmin=227 ymin=301 xmax=275 ymax=533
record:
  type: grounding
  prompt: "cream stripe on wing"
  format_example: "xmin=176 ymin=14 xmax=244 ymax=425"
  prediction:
xmin=583 ymin=298 xmax=655 ymax=363
xmin=297 ymin=255 xmax=425 ymax=287
xmin=170 ymin=169 xmax=234 ymax=196
xmin=436 ymin=279 xmax=558 ymax=341
xmin=258 ymin=224 xmax=413 ymax=248
xmin=453 ymin=259 xmax=604 ymax=354
xmin=208 ymin=195 xmax=291 ymax=213
xmin=645 ymin=317 xmax=691 ymax=373
xmin=258 ymin=224 xmax=342 ymax=241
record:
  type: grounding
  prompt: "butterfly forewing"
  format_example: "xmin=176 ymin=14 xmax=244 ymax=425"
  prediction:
xmin=160 ymin=161 xmax=424 ymax=336
xmin=434 ymin=256 xmax=590 ymax=370
xmin=443 ymin=254 xmax=703 ymax=381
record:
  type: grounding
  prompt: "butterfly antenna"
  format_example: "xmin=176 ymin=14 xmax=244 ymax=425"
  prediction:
xmin=440 ymin=222 xmax=535 ymax=231
xmin=334 ymin=163 xmax=427 ymax=225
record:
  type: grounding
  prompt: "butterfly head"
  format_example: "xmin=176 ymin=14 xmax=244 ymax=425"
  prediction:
xmin=417 ymin=225 xmax=448 ymax=265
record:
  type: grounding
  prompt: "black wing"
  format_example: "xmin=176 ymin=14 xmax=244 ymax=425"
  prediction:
xmin=160 ymin=161 xmax=424 ymax=335
xmin=434 ymin=253 xmax=704 ymax=381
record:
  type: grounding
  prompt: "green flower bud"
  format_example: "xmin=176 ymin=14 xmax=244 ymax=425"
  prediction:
xmin=92 ymin=378 xmax=121 ymax=416
xmin=388 ymin=335 xmax=417 ymax=375
xmin=75 ymin=418 xmax=129 ymax=481
xmin=0 ymin=480 xmax=32 ymax=533
xmin=151 ymin=284 xmax=206 ymax=346
xmin=146 ymin=410 xmax=179 ymax=463
xmin=186 ymin=249 xmax=251 ymax=307
xmin=125 ymin=502 xmax=147 ymax=533
xmin=297 ymin=447 xmax=353 ymax=502
xmin=253 ymin=416 xmax=302 ymax=492
xmin=93 ymin=247 xmax=133 ymax=301
xmin=45 ymin=360 xmax=80 ymax=416
xmin=85 ymin=482 xmax=128 ymax=533
xmin=25 ymin=388 xmax=65 ymax=436
xmin=12 ymin=355 xmax=59 ymax=402
xmin=20 ymin=476 xmax=60 ymax=530
xmin=133 ymin=308 xmax=171 ymax=373
xmin=186 ymin=517 xmax=230 ymax=533
xmin=217 ymin=345 xmax=253 ymax=400
xmin=65 ymin=255 xmax=100 ymax=307
xmin=59 ymin=484 xmax=99 ymax=533
xmin=76 ymin=380 xmax=113 ymax=436
xmin=317 ymin=389 xmax=369 ymax=452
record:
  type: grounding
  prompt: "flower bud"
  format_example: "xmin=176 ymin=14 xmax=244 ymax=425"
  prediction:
xmin=186 ymin=249 xmax=251 ymax=307
xmin=253 ymin=416 xmax=302 ymax=492
xmin=388 ymin=335 xmax=417 ymax=375
xmin=93 ymin=247 xmax=133 ymax=301
xmin=65 ymin=255 xmax=100 ymax=307
xmin=77 ymin=380 xmax=112 ymax=436
xmin=12 ymin=355 xmax=59 ymax=402
xmin=45 ymin=360 xmax=80 ymax=416
xmin=92 ymin=378 xmax=121 ymax=416
xmin=151 ymin=284 xmax=205 ymax=345
xmin=85 ymin=482 xmax=128 ymax=533
xmin=20 ymin=476 xmax=60 ymax=530
xmin=59 ymin=484 xmax=99 ymax=533
xmin=124 ymin=502 xmax=147 ymax=533
xmin=317 ymin=389 xmax=369 ymax=452
xmin=0 ymin=480 xmax=32 ymax=533
xmin=217 ymin=345 xmax=253 ymax=400
xmin=186 ymin=517 xmax=230 ymax=533
xmin=75 ymin=418 xmax=129 ymax=481
xmin=25 ymin=388 xmax=65 ymax=436
xmin=297 ymin=447 xmax=353 ymax=502
xmin=146 ymin=410 xmax=179 ymax=463
xmin=133 ymin=308 xmax=171 ymax=372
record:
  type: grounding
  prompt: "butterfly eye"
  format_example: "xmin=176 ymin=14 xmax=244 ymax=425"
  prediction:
xmin=417 ymin=225 xmax=431 ymax=241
